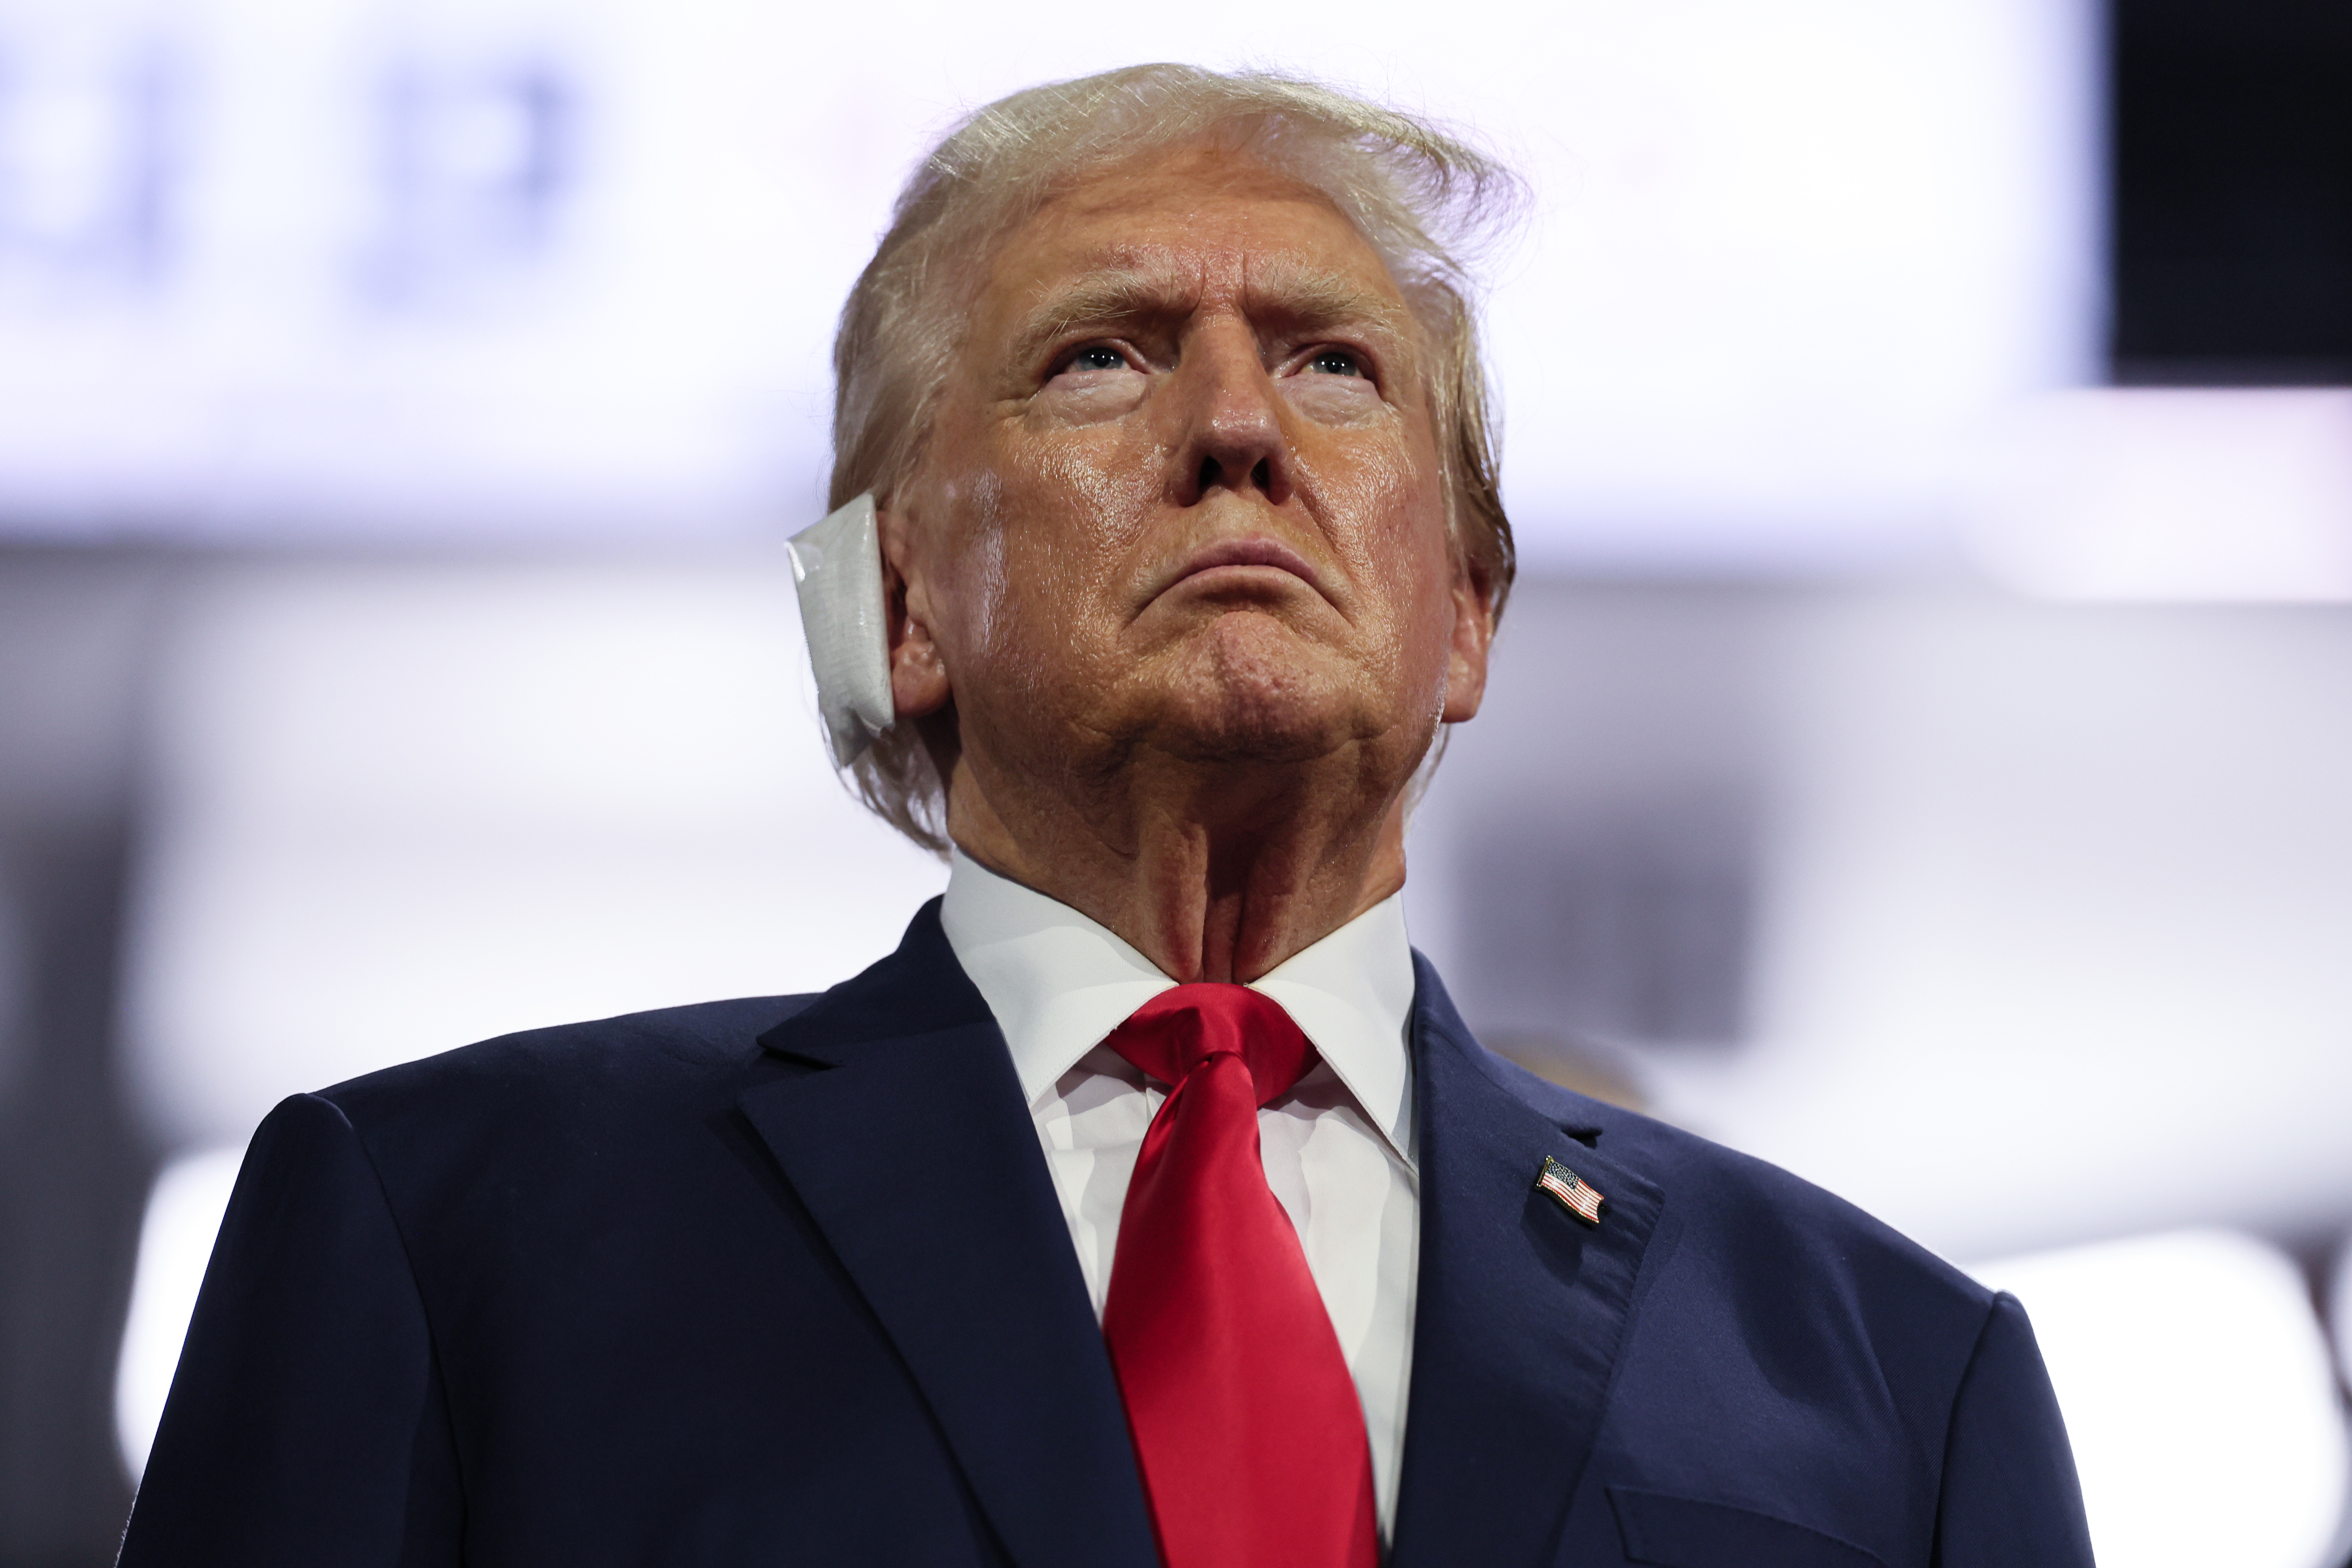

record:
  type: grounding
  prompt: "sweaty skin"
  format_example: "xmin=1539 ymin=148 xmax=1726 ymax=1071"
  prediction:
xmin=881 ymin=145 xmax=1494 ymax=983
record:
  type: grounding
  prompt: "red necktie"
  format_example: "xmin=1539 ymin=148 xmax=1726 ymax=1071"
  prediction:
xmin=1100 ymin=984 xmax=1380 ymax=1568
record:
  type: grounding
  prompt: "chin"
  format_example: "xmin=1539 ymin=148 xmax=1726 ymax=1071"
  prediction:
xmin=1162 ymin=702 xmax=1345 ymax=766
xmin=1145 ymin=619 xmax=1366 ymax=765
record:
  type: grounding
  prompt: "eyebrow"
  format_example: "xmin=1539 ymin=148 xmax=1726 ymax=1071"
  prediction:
xmin=1010 ymin=260 xmax=1418 ymax=367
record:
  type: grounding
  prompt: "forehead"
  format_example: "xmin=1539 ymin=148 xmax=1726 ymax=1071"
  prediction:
xmin=978 ymin=147 xmax=1411 ymax=323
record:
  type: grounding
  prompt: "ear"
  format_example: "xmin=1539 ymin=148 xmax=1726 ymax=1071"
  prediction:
xmin=1439 ymin=560 xmax=1496 ymax=724
xmin=785 ymin=493 xmax=896 ymax=763
xmin=877 ymin=503 xmax=954 ymax=721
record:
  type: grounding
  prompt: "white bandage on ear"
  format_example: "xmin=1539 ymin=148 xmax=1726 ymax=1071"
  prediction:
xmin=787 ymin=493 xmax=896 ymax=765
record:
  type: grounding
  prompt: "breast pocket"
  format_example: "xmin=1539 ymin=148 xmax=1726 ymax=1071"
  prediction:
xmin=1608 ymin=1486 xmax=1888 ymax=1568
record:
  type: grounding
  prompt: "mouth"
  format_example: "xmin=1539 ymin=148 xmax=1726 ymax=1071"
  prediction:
xmin=1166 ymin=537 xmax=1324 ymax=596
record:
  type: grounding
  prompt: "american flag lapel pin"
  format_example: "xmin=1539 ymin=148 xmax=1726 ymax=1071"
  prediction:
xmin=1536 ymin=1155 xmax=1606 ymax=1228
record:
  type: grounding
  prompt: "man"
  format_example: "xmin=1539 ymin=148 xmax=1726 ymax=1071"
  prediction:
xmin=122 ymin=65 xmax=2093 ymax=1568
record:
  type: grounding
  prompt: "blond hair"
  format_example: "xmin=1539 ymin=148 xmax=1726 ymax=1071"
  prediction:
xmin=830 ymin=63 xmax=1519 ymax=852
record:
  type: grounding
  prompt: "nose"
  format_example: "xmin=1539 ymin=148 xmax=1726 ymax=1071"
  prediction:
xmin=1167 ymin=323 xmax=1294 ymax=509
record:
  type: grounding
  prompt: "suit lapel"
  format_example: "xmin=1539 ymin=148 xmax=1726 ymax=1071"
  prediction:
xmin=1390 ymin=957 xmax=1667 ymax=1568
xmin=738 ymin=902 xmax=1157 ymax=1568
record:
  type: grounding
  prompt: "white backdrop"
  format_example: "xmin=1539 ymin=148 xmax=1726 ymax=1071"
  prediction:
xmin=0 ymin=0 xmax=2096 ymax=567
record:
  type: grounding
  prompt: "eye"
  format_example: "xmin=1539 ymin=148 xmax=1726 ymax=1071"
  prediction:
xmin=1305 ymin=348 xmax=1367 ymax=378
xmin=1056 ymin=344 xmax=1128 ymax=375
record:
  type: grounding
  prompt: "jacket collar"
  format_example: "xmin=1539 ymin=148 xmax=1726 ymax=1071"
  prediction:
xmin=741 ymin=906 xmax=1666 ymax=1568
xmin=740 ymin=899 xmax=1159 ymax=1568
xmin=1389 ymin=955 xmax=1668 ymax=1568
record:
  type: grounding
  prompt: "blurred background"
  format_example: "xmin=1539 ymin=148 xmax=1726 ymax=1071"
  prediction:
xmin=0 ymin=0 xmax=2348 ymax=1562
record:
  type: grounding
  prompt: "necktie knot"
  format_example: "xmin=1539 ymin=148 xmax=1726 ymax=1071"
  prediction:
xmin=1104 ymin=983 xmax=1314 ymax=1107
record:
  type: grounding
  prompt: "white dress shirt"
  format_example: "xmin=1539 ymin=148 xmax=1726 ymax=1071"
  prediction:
xmin=937 ymin=850 xmax=1421 ymax=1541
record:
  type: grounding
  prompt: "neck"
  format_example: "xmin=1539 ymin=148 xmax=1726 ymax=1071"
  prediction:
xmin=946 ymin=749 xmax=1411 ymax=984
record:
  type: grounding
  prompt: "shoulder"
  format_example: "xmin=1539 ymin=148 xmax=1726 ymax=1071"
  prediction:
xmin=314 ymin=993 xmax=823 ymax=1154
xmin=1413 ymin=953 xmax=1991 ymax=1337
xmin=1476 ymin=1039 xmax=1997 ymax=1342
xmin=1468 ymin=1042 xmax=2016 ymax=1509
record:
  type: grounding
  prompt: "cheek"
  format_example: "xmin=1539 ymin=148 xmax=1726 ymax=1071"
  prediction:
xmin=937 ymin=432 xmax=1161 ymax=700
xmin=1321 ymin=438 xmax=1451 ymax=595
xmin=1000 ymin=434 xmax=1161 ymax=600
xmin=1035 ymin=430 xmax=1161 ymax=534
xmin=926 ymin=466 xmax=1012 ymax=657
xmin=1317 ymin=438 xmax=1458 ymax=697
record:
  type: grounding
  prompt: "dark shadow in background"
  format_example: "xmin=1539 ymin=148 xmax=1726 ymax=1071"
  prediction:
xmin=0 ymin=553 xmax=166 ymax=1568
xmin=1421 ymin=583 xmax=1773 ymax=1084
xmin=2111 ymin=0 xmax=2352 ymax=382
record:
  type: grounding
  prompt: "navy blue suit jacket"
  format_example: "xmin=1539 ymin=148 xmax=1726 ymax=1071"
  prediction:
xmin=121 ymin=901 xmax=2092 ymax=1567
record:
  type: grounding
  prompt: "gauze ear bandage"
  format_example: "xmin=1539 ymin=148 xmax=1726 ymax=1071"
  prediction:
xmin=786 ymin=493 xmax=896 ymax=765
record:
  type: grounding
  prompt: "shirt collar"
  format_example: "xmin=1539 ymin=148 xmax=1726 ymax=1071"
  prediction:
xmin=937 ymin=849 xmax=1416 ymax=1165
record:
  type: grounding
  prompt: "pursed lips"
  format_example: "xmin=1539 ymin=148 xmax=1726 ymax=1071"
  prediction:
xmin=1160 ymin=537 xmax=1326 ymax=600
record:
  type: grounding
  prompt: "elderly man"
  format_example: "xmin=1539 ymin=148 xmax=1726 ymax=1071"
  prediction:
xmin=122 ymin=66 xmax=2092 ymax=1568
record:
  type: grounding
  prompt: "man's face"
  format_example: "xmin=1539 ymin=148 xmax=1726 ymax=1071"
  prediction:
xmin=888 ymin=145 xmax=1492 ymax=819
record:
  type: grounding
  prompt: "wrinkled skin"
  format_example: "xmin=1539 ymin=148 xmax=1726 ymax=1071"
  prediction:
xmin=882 ymin=145 xmax=1494 ymax=982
